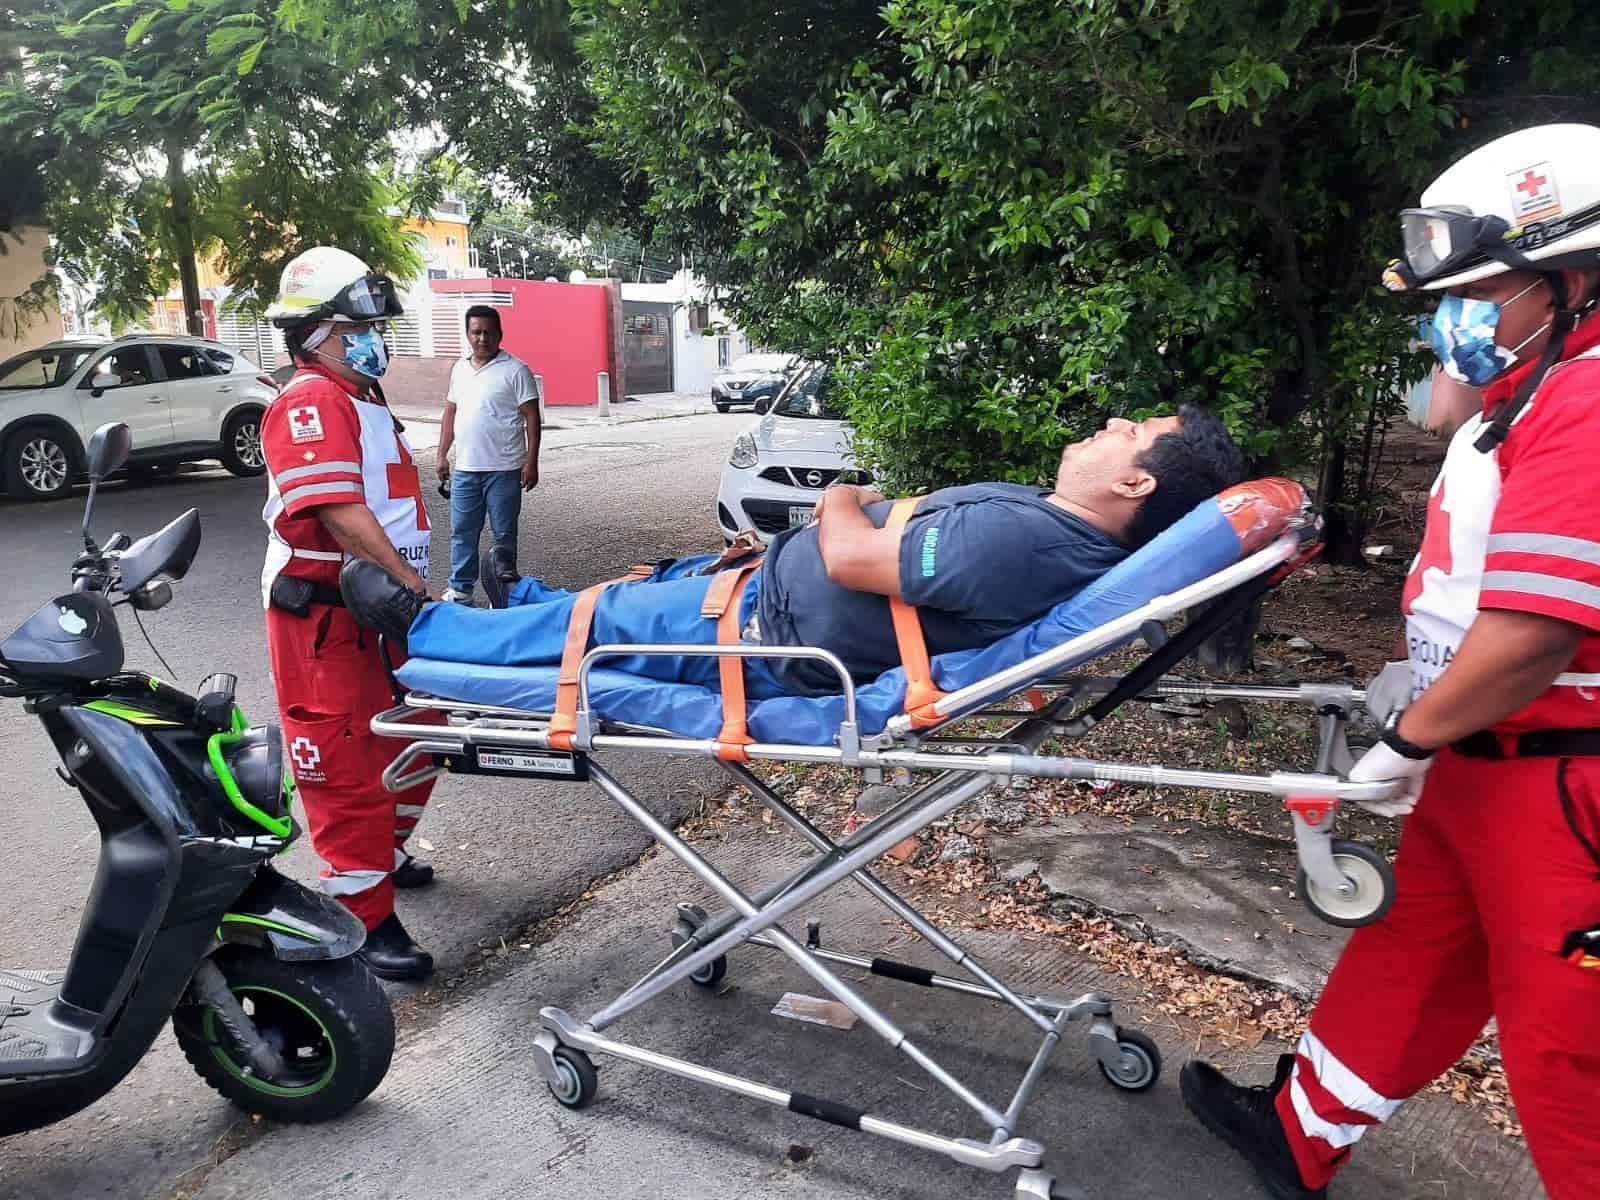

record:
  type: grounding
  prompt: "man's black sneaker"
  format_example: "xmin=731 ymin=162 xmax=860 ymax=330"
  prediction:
xmin=358 ymin=913 xmax=434 ymax=981
xmin=339 ymin=559 xmax=427 ymax=645
xmin=480 ymin=545 xmax=518 ymax=610
xmin=1180 ymin=1054 xmax=1327 ymax=1200
xmin=393 ymin=854 xmax=435 ymax=889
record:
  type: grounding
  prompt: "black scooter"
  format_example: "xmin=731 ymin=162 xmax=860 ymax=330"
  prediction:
xmin=0 ymin=423 xmax=393 ymax=1137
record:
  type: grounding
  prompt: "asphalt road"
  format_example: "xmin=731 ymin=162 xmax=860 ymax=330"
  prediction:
xmin=0 ymin=411 xmax=753 ymax=1198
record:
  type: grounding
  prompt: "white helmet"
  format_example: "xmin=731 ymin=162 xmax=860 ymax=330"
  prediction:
xmin=1383 ymin=124 xmax=1600 ymax=293
xmin=265 ymin=246 xmax=404 ymax=328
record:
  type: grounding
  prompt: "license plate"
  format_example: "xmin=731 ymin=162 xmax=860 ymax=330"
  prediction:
xmin=789 ymin=505 xmax=813 ymax=528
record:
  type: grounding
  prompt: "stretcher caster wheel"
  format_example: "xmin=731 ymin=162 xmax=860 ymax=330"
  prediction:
xmin=671 ymin=904 xmax=729 ymax=989
xmin=546 ymin=1045 xmax=598 ymax=1110
xmin=688 ymin=955 xmax=727 ymax=989
xmin=1097 ymin=1027 xmax=1161 ymax=1092
xmin=1297 ymin=839 xmax=1395 ymax=928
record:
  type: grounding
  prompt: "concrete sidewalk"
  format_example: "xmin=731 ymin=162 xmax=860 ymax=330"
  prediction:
xmin=179 ymin=823 xmax=1534 ymax=1200
xmin=992 ymin=812 xmax=1348 ymax=1000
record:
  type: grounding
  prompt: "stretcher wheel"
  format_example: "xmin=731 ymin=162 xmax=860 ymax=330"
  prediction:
xmin=547 ymin=1045 xmax=599 ymax=1110
xmin=671 ymin=904 xmax=729 ymax=989
xmin=689 ymin=955 xmax=728 ymax=989
xmin=1297 ymin=839 xmax=1395 ymax=928
xmin=1097 ymin=1027 xmax=1161 ymax=1092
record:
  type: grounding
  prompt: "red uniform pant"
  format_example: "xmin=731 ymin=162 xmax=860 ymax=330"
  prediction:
xmin=1278 ymin=749 xmax=1600 ymax=1198
xmin=266 ymin=604 xmax=437 ymax=930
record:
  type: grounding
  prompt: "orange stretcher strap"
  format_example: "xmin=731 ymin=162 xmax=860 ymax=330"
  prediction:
xmin=548 ymin=564 xmax=655 ymax=751
xmin=884 ymin=496 xmax=948 ymax=728
xmin=701 ymin=554 xmax=762 ymax=618
xmin=707 ymin=558 xmax=764 ymax=762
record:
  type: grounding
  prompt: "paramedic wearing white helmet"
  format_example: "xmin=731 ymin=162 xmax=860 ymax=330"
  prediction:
xmin=1184 ymin=124 xmax=1600 ymax=1199
xmin=260 ymin=246 xmax=439 ymax=981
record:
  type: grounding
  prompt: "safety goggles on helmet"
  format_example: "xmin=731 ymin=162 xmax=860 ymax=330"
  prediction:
xmin=278 ymin=272 xmax=403 ymax=327
xmin=322 ymin=273 xmax=403 ymax=322
xmin=1388 ymin=200 xmax=1600 ymax=292
xmin=1396 ymin=207 xmax=1512 ymax=288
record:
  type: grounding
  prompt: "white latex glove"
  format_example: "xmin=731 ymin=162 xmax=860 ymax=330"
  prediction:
xmin=1363 ymin=660 xmax=1413 ymax=726
xmin=1348 ymin=740 xmax=1430 ymax=817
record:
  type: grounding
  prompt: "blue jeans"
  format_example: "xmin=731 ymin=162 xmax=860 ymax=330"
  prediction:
xmin=447 ymin=469 xmax=522 ymax=595
xmin=407 ymin=559 xmax=788 ymax=697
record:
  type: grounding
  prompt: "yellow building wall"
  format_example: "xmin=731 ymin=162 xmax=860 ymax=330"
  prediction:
xmin=0 ymin=227 xmax=65 ymax=361
xmin=405 ymin=216 xmax=471 ymax=275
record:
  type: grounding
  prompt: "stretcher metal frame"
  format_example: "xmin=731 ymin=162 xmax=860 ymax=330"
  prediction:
xmin=369 ymin=531 xmax=1397 ymax=1199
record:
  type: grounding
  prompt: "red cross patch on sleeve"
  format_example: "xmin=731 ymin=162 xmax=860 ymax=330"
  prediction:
xmin=289 ymin=405 xmax=325 ymax=443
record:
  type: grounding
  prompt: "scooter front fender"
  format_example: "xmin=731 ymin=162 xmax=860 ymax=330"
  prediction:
xmin=215 ymin=865 xmax=366 ymax=962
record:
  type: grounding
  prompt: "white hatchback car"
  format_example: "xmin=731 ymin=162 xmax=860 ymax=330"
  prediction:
xmin=715 ymin=365 xmax=872 ymax=542
xmin=0 ymin=334 xmax=278 ymax=500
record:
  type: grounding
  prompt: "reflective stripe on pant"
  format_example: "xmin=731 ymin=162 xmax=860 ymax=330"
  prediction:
xmin=1279 ymin=750 xmax=1600 ymax=1198
xmin=267 ymin=605 xmax=438 ymax=930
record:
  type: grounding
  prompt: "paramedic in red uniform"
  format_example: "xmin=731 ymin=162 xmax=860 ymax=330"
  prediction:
xmin=1183 ymin=124 xmax=1600 ymax=1200
xmin=260 ymin=246 xmax=438 ymax=981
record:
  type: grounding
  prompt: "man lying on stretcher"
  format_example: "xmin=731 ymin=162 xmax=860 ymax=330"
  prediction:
xmin=342 ymin=405 xmax=1244 ymax=698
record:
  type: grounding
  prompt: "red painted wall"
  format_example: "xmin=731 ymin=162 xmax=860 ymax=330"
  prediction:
xmin=430 ymin=278 xmax=610 ymax=407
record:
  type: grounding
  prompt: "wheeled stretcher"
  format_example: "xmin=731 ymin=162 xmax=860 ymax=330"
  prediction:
xmin=367 ymin=479 xmax=1401 ymax=1199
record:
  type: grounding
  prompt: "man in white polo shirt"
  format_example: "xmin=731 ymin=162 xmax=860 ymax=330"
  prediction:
xmin=436 ymin=304 xmax=543 ymax=603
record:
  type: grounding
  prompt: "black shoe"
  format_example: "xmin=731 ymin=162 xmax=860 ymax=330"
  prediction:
xmin=1181 ymin=1054 xmax=1326 ymax=1200
xmin=392 ymin=854 xmax=435 ymax=889
xmin=358 ymin=913 xmax=434 ymax=981
xmin=339 ymin=559 xmax=427 ymax=645
xmin=480 ymin=545 xmax=518 ymax=610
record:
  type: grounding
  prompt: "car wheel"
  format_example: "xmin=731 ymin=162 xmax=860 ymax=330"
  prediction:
xmin=3 ymin=425 xmax=78 ymax=501
xmin=714 ymin=403 xmax=731 ymax=413
xmin=220 ymin=409 xmax=266 ymax=477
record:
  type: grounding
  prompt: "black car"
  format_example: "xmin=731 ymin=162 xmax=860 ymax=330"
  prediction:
xmin=711 ymin=353 xmax=798 ymax=413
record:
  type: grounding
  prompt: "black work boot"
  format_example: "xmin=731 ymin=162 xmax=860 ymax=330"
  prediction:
xmin=339 ymin=559 xmax=428 ymax=645
xmin=1181 ymin=1054 xmax=1327 ymax=1200
xmin=479 ymin=545 xmax=518 ymax=610
xmin=392 ymin=854 xmax=435 ymax=889
xmin=358 ymin=913 xmax=434 ymax=981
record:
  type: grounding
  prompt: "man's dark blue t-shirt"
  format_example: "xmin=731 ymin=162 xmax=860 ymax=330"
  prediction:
xmin=754 ymin=483 xmax=1128 ymax=694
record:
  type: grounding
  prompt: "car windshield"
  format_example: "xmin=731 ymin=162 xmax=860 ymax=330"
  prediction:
xmin=0 ymin=346 xmax=96 ymax=389
xmin=728 ymin=353 xmax=792 ymax=375
xmin=772 ymin=366 xmax=845 ymax=420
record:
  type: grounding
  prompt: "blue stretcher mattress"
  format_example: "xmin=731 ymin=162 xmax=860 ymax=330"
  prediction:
xmin=397 ymin=482 xmax=1302 ymax=745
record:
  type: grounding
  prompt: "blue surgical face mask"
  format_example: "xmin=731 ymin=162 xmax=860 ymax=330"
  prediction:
xmin=1429 ymin=280 xmax=1547 ymax=386
xmin=339 ymin=326 xmax=390 ymax=379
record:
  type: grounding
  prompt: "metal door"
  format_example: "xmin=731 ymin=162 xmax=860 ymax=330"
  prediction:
xmin=622 ymin=302 xmax=673 ymax=395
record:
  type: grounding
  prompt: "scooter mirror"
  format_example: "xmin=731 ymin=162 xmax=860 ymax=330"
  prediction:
xmin=86 ymin=422 xmax=132 ymax=483
xmin=82 ymin=423 xmax=132 ymax=550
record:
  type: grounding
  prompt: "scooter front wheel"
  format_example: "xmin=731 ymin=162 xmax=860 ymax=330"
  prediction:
xmin=173 ymin=952 xmax=395 ymax=1123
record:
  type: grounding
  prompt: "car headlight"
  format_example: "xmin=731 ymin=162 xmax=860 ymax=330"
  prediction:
xmin=729 ymin=432 xmax=759 ymax=469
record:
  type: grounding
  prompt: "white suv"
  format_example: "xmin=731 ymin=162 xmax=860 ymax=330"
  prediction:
xmin=0 ymin=335 xmax=278 ymax=501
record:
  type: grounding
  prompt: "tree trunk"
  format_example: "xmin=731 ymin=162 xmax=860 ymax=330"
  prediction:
xmin=1318 ymin=436 xmax=1366 ymax=565
xmin=164 ymin=133 xmax=204 ymax=337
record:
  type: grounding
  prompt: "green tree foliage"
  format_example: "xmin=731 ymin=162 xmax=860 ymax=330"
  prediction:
xmin=277 ymin=0 xmax=1600 ymax=548
xmin=565 ymin=0 xmax=1600 ymax=551
xmin=2 ymin=0 xmax=419 ymax=329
